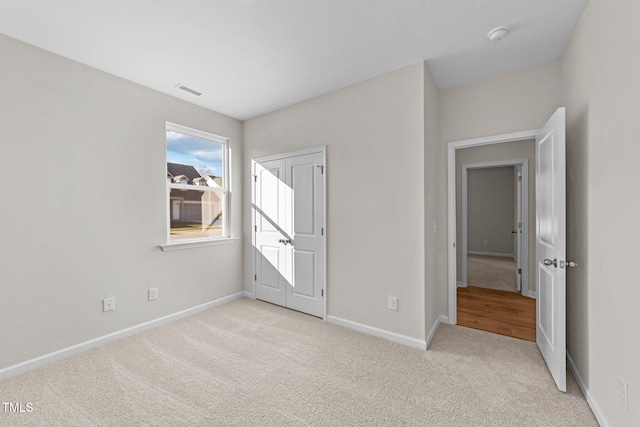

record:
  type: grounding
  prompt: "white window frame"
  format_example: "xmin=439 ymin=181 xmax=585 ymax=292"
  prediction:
xmin=160 ymin=122 xmax=236 ymax=251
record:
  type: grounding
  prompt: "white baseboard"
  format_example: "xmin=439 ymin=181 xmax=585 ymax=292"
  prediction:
xmin=326 ymin=315 xmax=426 ymax=350
xmin=567 ymin=352 xmax=608 ymax=427
xmin=426 ymin=315 xmax=448 ymax=349
xmin=467 ymin=251 xmax=515 ymax=260
xmin=242 ymin=291 xmax=255 ymax=299
xmin=0 ymin=292 xmax=245 ymax=381
xmin=522 ymin=290 xmax=537 ymax=299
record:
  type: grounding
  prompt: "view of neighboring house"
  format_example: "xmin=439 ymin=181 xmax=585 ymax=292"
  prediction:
xmin=166 ymin=162 xmax=222 ymax=231
xmin=166 ymin=162 xmax=203 ymax=185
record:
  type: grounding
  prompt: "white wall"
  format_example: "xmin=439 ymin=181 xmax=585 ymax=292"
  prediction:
xmin=436 ymin=60 xmax=562 ymax=314
xmin=244 ymin=64 xmax=427 ymax=341
xmin=454 ymin=140 xmax=536 ymax=294
xmin=423 ymin=63 xmax=441 ymax=338
xmin=0 ymin=34 xmax=244 ymax=370
xmin=561 ymin=0 xmax=640 ymax=424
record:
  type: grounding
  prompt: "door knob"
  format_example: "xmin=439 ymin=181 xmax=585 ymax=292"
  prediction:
xmin=566 ymin=260 xmax=578 ymax=268
xmin=511 ymin=230 xmax=517 ymax=234
xmin=543 ymin=258 xmax=558 ymax=268
xmin=278 ymin=238 xmax=292 ymax=245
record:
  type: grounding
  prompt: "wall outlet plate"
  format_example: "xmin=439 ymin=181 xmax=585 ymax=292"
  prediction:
xmin=148 ymin=288 xmax=158 ymax=301
xmin=103 ymin=297 xmax=115 ymax=312
xmin=388 ymin=297 xmax=398 ymax=311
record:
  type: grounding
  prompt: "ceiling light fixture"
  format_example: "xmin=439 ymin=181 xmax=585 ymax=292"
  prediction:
xmin=487 ymin=26 xmax=509 ymax=42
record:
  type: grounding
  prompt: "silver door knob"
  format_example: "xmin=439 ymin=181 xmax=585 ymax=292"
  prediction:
xmin=278 ymin=238 xmax=292 ymax=245
xmin=566 ymin=260 xmax=578 ymax=268
xmin=543 ymin=258 xmax=558 ymax=268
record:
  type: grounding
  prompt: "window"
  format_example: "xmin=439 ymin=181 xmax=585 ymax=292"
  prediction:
xmin=166 ymin=122 xmax=229 ymax=243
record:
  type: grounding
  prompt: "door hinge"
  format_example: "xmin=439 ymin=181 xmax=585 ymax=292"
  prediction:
xmin=321 ymin=227 xmax=324 ymax=236
xmin=254 ymin=274 xmax=257 ymax=281
xmin=317 ymin=165 xmax=324 ymax=174
xmin=518 ymin=268 xmax=522 ymax=274
xmin=253 ymin=175 xmax=257 ymax=182
xmin=254 ymin=225 xmax=257 ymax=232
xmin=321 ymin=289 xmax=324 ymax=297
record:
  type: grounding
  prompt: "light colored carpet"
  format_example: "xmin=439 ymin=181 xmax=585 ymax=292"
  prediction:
xmin=0 ymin=298 xmax=596 ymax=426
xmin=467 ymin=254 xmax=518 ymax=292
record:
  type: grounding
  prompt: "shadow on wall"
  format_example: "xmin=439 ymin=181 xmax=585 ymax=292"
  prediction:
xmin=566 ymin=104 xmax=589 ymax=383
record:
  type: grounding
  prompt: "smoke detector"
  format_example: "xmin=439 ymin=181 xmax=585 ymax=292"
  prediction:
xmin=487 ymin=26 xmax=509 ymax=42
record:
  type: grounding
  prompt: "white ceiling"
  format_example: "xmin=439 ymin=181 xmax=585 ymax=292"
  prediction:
xmin=0 ymin=0 xmax=588 ymax=121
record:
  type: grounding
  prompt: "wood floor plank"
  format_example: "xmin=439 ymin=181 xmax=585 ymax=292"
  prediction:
xmin=457 ymin=302 xmax=535 ymax=328
xmin=457 ymin=286 xmax=536 ymax=342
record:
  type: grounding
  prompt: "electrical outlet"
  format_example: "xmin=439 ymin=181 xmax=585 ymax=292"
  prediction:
xmin=148 ymin=288 xmax=158 ymax=301
xmin=103 ymin=297 xmax=115 ymax=312
xmin=619 ymin=377 xmax=629 ymax=411
xmin=483 ymin=239 xmax=489 ymax=245
xmin=388 ymin=297 xmax=398 ymax=311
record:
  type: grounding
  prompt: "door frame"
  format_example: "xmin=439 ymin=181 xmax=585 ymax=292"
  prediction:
xmin=251 ymin=145 xmax=327 ymax=320
xmin=460 ymin=159 xmax=529 ymax=296
xmin=447 ymin=130 xmax=539 ymax=324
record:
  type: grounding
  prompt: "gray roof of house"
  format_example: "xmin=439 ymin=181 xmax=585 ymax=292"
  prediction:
xmin=167 ymin=163 xmax=201 ymax=182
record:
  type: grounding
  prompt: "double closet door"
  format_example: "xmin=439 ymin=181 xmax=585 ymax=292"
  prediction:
xmin=253 ymin=150 xmax=325 ymax=318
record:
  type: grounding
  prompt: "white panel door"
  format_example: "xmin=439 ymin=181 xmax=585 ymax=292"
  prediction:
xmin=536 ymin=107 xmax=567 ymax=392
xmin=172 ymin=200 xmax=181 ymax=220
xmin=254 ymin=159 xmax=287 ymax=307
xmin=253 ymin=150 xmax=325 ymax=318
xmin=285 ymin=153 xmax=324 ymax=317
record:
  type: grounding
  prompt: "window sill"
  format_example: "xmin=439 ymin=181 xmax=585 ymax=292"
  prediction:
xmin=159 ymin=237 xmax=239 ymax=252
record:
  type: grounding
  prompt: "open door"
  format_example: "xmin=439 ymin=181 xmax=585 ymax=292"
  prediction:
xmin=536 ymin=107 xmax=567 ymax=392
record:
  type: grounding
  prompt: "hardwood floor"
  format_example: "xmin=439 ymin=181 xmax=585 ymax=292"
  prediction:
xmin=457 ymin=286 xmax=536 ymax=342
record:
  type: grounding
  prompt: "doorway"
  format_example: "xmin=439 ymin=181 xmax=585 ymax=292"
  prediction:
xmin=460 ymin=160 xmax=529 ymax=295
xmin=456 ymin=158 xmax=535 ymax=342
xmin=447 ymin=132 xmax=539 ymax=325
xmin=171 ymin=199 xmax=182 ymax=220
xmin=446 ymin=107 xmax=568 ymax=392
xmin=251 ymin=147 xmax=326 ymax=318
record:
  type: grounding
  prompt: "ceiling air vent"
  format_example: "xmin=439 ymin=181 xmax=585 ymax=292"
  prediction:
xmin=175 ymin=83 xmax=202 ymax=96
